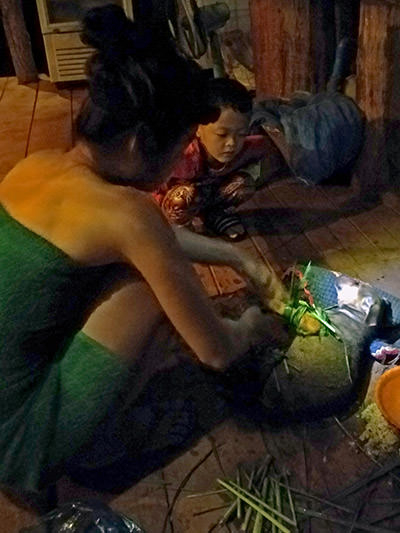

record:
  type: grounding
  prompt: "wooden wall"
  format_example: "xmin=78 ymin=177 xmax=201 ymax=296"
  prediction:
xmin=249 ymin=0 xmax=400 ymax=196
xmin=249 ymin=0 xmax=314 ymax=98
xmin=355 ymin=0 xmax=400 ymax=197
xmin=249 ymin=0 xmax=360 ymax=98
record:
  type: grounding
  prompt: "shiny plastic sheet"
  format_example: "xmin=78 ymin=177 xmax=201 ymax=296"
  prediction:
xmin=21 ymin=500 xmax=146 ymax=532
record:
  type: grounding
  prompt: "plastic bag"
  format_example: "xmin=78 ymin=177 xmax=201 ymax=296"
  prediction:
xmin=306 ymin=266 xmax=400 ymax=366
xmin=20 ymin=500 xmax=146 ymax=533
xmin=251 ymin=91 xmax=364 ymax=185
xmin=251 ymin=38 xmax=364 ymax=185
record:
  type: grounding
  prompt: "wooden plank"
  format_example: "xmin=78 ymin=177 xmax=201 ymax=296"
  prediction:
xmin=240 ymin=197 xmax=286 ymax=276
xmin=0 ymin=77 xmax=38 ymax=179
xmin=305 ymin=226 xmax=360 ymax=277
xmin=316 ymin=186 xmax=400 ymax=289
xmin=193 ymin=263 xmax=219 ymax=297
xmin=262 ymin=182 xmax=324 ymax=266
xmin=245 ymin=186 xmax=309 ymax=271
xmin=382 ymin=190 xmax=400 ymax=215
xmin=317 ymin=185 xmax=399 ymax=253
xmin=209 ymin=264 xmax=247 ymax=295
xmin=162 ymin=423 xmax=268 ymax=533
xmin=161 ymin=436 xmax=225 ymax=533
xmin=344 ymin=207 xmax=399 ymax=251
xmin=267 ymin=181 xmax=361 ymax=276
xmin=27 ymin=79 xmax=72 ymax=155
xmin=243 ymin=231 xmax=285 ymax=278
xmin=0 ymin=490 xmax=37 ymax=531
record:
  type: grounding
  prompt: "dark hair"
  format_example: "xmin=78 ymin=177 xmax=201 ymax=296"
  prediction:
xmin=76 ymin=4 xmax=215 ymax=165
xmin=205 ymin=77 xmax=253 ymax=115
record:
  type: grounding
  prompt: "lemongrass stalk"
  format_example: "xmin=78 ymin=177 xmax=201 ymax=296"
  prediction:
xmin=187 ymin=489 xmax=227 ymax=498
xmin=227 ymin=479 xmax=295 ymax=526
xmin=255 ymin=457 xmax=273 ymax=486
xmin=241 ymin=505 xmax=253 ymax=532
xmin=296 ymin=507 xmax=393 ymax=533
xmin=268 ymin=478 xmax=277 ymax=533
xmin=237 ymin=469 xmax=242 ymax=519
xmin=241 ymin=468 xmax=257 ymax=531
xmin=275 ymin=478 xmax=282 ymax=515
xmin=273 ymin=368 xmax=281 ymax=392
xmin=216 ymin=500 xmax=238 ymax=526
xmin=218 ymin=478 xmax=292 ymax=532
xmin=253 ymin=478 xmax=269 ymax=533
xmin=217 ymin=479 xmax=295 ymax=529
xmin=243 ymin=471 xmax=262 ymax=498
xmin=283 ymin=358 xmax=290 ymax=375
xmin=274 ymin=479 xmax=352 ymax=514
xmin=193 ymin=503 xmax=231 ymax=517
xmin=283 ymin=473 xmax=298 ymax=528
xmin=302 ymin=261 xmax=312 ymax=280
xmin=344 ymin=342 xmax=352 ymax=383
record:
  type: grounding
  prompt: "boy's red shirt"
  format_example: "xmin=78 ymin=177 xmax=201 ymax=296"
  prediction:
xmin=153 ymin=135 xmax=269 ymax=203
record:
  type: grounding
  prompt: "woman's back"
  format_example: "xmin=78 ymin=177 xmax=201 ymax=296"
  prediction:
xmin=0 ymin=154 xmax=132 ymax=490
xmin=0 ymin=148 xmax=146 ymax=266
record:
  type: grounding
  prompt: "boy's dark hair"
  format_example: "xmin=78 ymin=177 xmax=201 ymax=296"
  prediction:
xmin=76 ymin=5 xmax=216 ymax=167
xmin=206 ymin=77 xmax=253 ymax=115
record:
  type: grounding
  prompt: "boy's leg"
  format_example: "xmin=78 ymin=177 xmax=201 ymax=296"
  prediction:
xmin=216 ymin=172 xmax=256 ymax=206
xmin=160 ymin=183 xmax=199 ymax=225
xmin=200 ymin=173 xmax=256 ymax=240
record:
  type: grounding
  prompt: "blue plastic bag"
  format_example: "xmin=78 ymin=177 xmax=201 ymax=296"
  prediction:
xmin=251 ymin=38 xmax=365 ymax=185
xmin=20 ymin=500 xmax=146 ymax=532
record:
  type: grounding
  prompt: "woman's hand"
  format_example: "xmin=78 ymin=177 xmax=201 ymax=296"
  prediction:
xmin=239 ymin=257 xmax=288 ymax=315
xmin=172 ymin=226 xmax=288 ymax=314
xmin=219 ymin=305 xmax=289 ymax=370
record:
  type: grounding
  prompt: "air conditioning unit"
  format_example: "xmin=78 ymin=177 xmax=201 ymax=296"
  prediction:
xmin=35 ymin=0 xmax=133 ymax=82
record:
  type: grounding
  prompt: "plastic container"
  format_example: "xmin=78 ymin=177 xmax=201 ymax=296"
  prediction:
xmin=375 ymin=366 xmax=400 ymax=429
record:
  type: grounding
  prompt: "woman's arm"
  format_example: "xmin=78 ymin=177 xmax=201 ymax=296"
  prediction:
xmin=114 ymin=197 xmax=281 ymax=370
xmin=173 ymin=225 xmax=288 ymax=314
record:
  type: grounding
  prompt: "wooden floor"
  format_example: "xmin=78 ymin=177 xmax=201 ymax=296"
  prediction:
xmin=2 ymin=77 xmax=400 ymax=532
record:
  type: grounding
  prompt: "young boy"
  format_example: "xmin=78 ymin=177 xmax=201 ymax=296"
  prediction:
xmin=153 ymin=77 xmax=285 ymax=240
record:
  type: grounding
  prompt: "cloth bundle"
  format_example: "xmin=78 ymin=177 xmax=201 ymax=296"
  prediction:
xmin=251 ymin=38 xmax=364 ymax=185
xmin=251 ymin=92 xmax=364 ymax=185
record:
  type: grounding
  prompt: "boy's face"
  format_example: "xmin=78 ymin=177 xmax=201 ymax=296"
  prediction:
xmin=197 ymin=106 xmax=250 ymax=166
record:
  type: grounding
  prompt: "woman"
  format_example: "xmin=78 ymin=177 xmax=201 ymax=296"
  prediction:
xmin=0 ymin=5 xmax=287 ymax=496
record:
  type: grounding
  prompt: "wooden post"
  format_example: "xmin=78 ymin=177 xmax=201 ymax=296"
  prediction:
xmin=0 ymin=0 xmax=38 ymax=83
xmin=310 ymin=0 xmax=336 ymax=92
xmin=355 ymin=0 xmax=400 ymax=199
xmin=249 ymin=0 xmax=314 ymax=99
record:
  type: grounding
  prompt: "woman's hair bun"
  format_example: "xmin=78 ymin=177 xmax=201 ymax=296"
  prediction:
xmin=80 ymin=4 xmax=153 ymax=59
xmin=77 ymin=5 xmax=218 ymax=158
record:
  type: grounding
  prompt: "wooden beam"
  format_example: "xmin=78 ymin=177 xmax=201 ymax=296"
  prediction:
xmin=310 ymin=0 xmax=336 ymax=92
xmin=0 ymin=0 xmax=38 ymax=83
xmin=355 ymin=0 xmax=400 ymax=198
xmin=249 ymin=0 xmax=314 ymax=98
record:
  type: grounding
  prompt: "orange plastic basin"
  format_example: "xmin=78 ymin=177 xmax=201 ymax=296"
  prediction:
xmin=375 ymin=366 xmax=400 ymax=429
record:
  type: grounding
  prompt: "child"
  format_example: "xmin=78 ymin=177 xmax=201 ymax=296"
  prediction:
xmin=153 ymin=77 xmax=285 ymax=240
